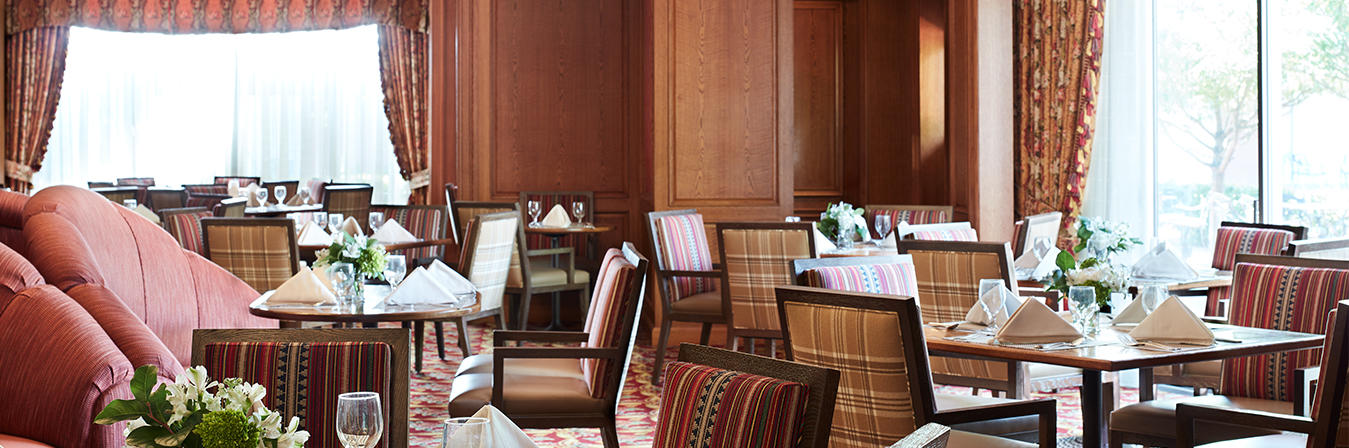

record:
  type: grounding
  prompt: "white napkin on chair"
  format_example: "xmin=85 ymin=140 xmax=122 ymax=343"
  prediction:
xmin=965 ymin=283 xmax=1024 ymax=327
xmin=372 ymin=219 xmax=418 ymax=244
xmin=339 ymin=216 xmax=364 ymax=237
xmin=1129 ymin=296 xmax=1214 ymax=345
xmin=994 ymin=299 xmax=1083 ymax=344
xmin=267 ymin=266 xmax=338 ymax=306
xmin=1111 ymin=297 xmax=1150 ymax=325
xmin=227 ymin=179 xmax=241 ymax=197
xmin=540 ymin=204 xmax=571 ymax=228
xmin=450 ymin=405 xmax=539 ymax=448
xmin=1132 ymin=242 xmax=1199 ymax=281
xmin=384 ymin=267 xmax=457 ymax=306
xmin=297 ymin=221 xmax=334 ymax=246
xmin=133 ymin=205 xmax=161 ymax=225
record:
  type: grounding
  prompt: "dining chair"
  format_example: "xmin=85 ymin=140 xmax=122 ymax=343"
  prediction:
xmin=159 ymin=207 xmax=213 ymax=255
xmin=906 ymin=222 xmax=979 ymax=242
xmin=86 ymin=181 xmax=114 ymax=189
xmin=652 ymin=343 xmax=841 ymax=448
xmin=91 ymin=186 xmax=139 ymax=204
xmin=519 ymin=191 xmax=596 ymax=265
xmin=322 ymin=184 xmax=375 ymax=233
xmin=775 ymin=285 xmax=1056 ymax=447
xmin=792 ymin=254 xmax=921 ymax=297
xmin=647 ymin=209 xmax=725 ymax=384
xmin=200 ymin=217 xmax=299 ymax=293
xmin=1011 ymin=212 xmax=1063 ymax=256
xmin=447 ymin=243 xmax=648 ymax=448
xmin=452 ymin=201 xmax=589 ymax=333
xmin=213 ymin=196 xmax=248 ymax=217
xmin=444 ymin=183 xmax=461 ymax=244
xmin=145 ymin=188 xmax=186 ymax=211
xmin=1291 ymin=237 xmax=1349 ymax=261
xmin=213 ymin=175 xmax=261 ymax=187
xmin=1175 ymin=299 xmax=1349 ymax=448
xmin=865 ymin=205 xmax=954 ymax=238
xmin=1111 ymin=254 xmax=1349 ymax=448
xmin=262 ymin=180 xmax=299 ymax=204
xmin=715 ymin=221 xmax=815 ymax=356
xmin=370 ymin=204 xmax=451 ymax=267
xmin=887 ymin=423 xmax=953 ymax=448
xmin=192 ymin=328 xmax=411 ymax=448
xmin=424 ymin=211 xmax=516 ymax=363
xmin=115 ymin=177 xmax=155 ymax=187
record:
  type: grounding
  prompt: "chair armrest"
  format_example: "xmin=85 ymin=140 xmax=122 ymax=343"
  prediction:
xmin=492 ymin=330 xmax=589 ymax=346
xmin=931 ymin=398 xmax=1057 ymax=448
xmin=1176 ymin=403 xmax=1314 ymax=448
xmin=491 ymin=346 xmax=627 ymax=405
xmin=658 ymin=269 xmax=723 ymax=279
xmin=1294 ymin=365 xmax=1320 ymax=417
xmin=886 ymin=423 xmax=950 ymax=448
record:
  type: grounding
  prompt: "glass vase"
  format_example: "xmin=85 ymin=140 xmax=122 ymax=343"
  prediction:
xmin=835 ymin=220 xmax=855 ymax=250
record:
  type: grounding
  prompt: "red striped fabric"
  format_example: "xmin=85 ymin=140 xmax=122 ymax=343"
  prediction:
xmin=370 ymin=205 xmax=447 ymax=261
xmin=912 ymin=228 xmax=978 ymax=242
xmin=867 ymin=209 xmax=950 ymax=238
xmin=522 ymin=193 xmax=590 ymax=256
xmin=655 ymin=213 xmax=717 ymax=299
xmin=806 ymin=262 xmax=919 ymax=297
xmin=164 ymin=210 xmax=212 ymax=254
xmin=653 ymin=361 xmax=810 ymax=448
xmin=581 ymin=249 xmax=637 ymax=397
xmin=1205 ymin=226 xmax=1296 ymax=314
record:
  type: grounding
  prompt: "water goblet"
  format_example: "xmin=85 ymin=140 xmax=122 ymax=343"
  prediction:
xmin=369 ymin=211 xmax=385 ymax=232
xmin=384 ymin=255 xmax=407 ymax=287
xmin=572 ymin=200 xmax=587 ymax=227
xmin=329 ymin=213 xmax=345 ymax=235
xmin=527 ymin=200 xmax=542 ymax=228
xmin=314 ymin=212 xmax=329 ymax=231
xmin=122 ymin=199 xmax=138 ymax=209
xmin=1069 ymin=286 xmax=1099 ymax=335
xmin=335 ymin=392 xmax=383 ymax=448
xmin=329 ymin=263 xmax=357 ymax=307
xmin=275 ymin=185 xmax=288 ymax=205
xmin=784 ymin=216 xmax=801 ymax=223
xmin=256 ymin=188 xmax=269 ymax=206
xmin=874 ymin=214 xmax=893 ymax=243
xmin=1139 ymin=284 xmax=1167 ymax=314
xmin=440 ymin=417 xmax=488 ymax=448
xmin=977 ymin=279 xmax=1006 ymax=333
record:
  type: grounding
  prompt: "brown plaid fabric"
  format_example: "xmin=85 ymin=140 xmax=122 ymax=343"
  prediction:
xmin=782 ymin=301 xmax=917 ymax=448
xmin=203 ymin=224 xmax=295 ymax=292
xmin=721 ymin=228 xmax=812 ymax=332
xmin=323 ymin=187 xmax=374 ymax=233
xmin=908 ymin=249 xmax=1012 ymax=383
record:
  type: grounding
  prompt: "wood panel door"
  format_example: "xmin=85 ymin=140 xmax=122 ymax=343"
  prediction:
xmin=652 ymin=0 xmax=795 ymax=223
xmin=792 ymin=1 xmax=844 ymax=217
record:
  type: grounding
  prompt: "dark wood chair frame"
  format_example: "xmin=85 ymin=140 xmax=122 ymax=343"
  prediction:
xmin=422 ymin=211 xmax=515 ymax=363
xmin=214 ymin=197 xmax=248 ymax=217
xmin=646 ymin=208 xmax=727 ymax=384
xmin=261 ymin=180 xmax=300 ymax=205
xmin=485 ymin=242 xmax=648 ymax=448
xmin=92 ymin=186 xmax=141 ymax=204
xmin=322 ymin=184 xmax=375 ymax=233
xmin=145 ymin=187 xmax=187 ymax=211
xmin=191 ymin=328 xmax=412 ymax=448
xmin=1012 ymin=211 xmax=1063 ymax=257
xmin=774 ymin=285 xmax=1058 ymax=448
xmin=116 ymin=177 xmax=156 ymax=186
xmin=200 ymin=217 xmax=300 ymax=291
xmin=714 ymin=221 xmax=816 ymax=356
xmin=87 ymin=181 xmax=114 ymax=189
xmin=1291 ymin=237 xmax=1349 ymax=260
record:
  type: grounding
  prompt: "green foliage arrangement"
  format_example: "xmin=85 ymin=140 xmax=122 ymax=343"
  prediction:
xmin=315 ymin=233 xmax=388 ymax=280
xmin=817 ymin=202 xmax=867 ymax=241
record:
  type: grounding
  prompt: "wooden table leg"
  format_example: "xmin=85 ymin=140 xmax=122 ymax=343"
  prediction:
xmin=280 ymin=320 xmax=301 ymax=329
xmin=1139 ymin=367 xmax=1155 ymax=402
xmin=1081 ymin=369 xmax=1106 ymax=448
xmin=413 ymin=321 xmax=424 ymax=373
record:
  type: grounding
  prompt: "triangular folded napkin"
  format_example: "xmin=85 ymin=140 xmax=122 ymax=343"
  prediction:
xmin=227 ymin=179 xmax=241 ymax=197
xmin=966 ymin=283 xmax=1024 ymax=327
xmin=540 ymin=204 xmax=572 ymax=227
xmin=1015 ymin=238 xmax=1061 ymax=280
xmin=245 ymin=184 xmax=263 ymax=207
xmin=449 ymin=405 xmax=539 ymax=448
xmin=383 ymin=267 xmax=456 ymax=305
xmin=1111 ymin=297 xmax=1150 ymax=325
xmin=1132 ymin=242 xmax=1199 ymax=281
xmin=428 ymin=260 xmax=478 ymax=307
xmin=1129 ymin=296 xmax=1214 ymax=345
xmin=286 ymin=188 xmax=307 ymax=206
xmin=340 ymin=216 xmax=364 ymax=237
xmin=372 ymin=219 xmax=418 ymax=244
xmin=995 ymin=299 xmax=1083 ymax=344
xmin=267 ymin=266 xmax=338 ymax=306
xmin=297 ymin=221 xmax=334 ymax=246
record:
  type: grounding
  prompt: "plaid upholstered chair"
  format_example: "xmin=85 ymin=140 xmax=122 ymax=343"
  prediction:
xmin=448 ymin=243 xmax=648 ymax=448
xmin=91 ymin=186 xmax=139 ymax=204
xmin=1175 ymin=300 xmax=1349 ymax=448
xmin=454 ymin=201 xmax=589 ymax=332
xmin=775 ymin=285 xmax=1056 ymax=448
xmin=214 ymin=197 xmax=248 ymax=217
xmin=370 ymin=204 xmax=451 ymax=267
xmin=201 ymin=218 xmax=300 ymax=293
xmin=159 ymin=207 xmax=213 ymax=254
xmin=715 ymin=222 xmax=816 ymax=356
xmin=192 ymin=328 xmax=411 ymax=448
xmin=1110 ymin=254 xmax=1349 ymax=448
xmin=322 ymin=184 xmax=375 ymax=233
xmin=145 ymin=188 xmax=186 ymax=211
xmin=647 ymin=209 xmax=725 ymax=384
xmin=865 ymin=205 xmax=954 ymax=238
xmin=653 ymin=343 xmax=841 ymax=448
xmin=1292 ymin=237 xmax=1349 ymax=261
xmin=424 ymin=211 xmax=517 ymax=365
xmin=906 ymin=222 xmax=979 ymax=242
xmin=1011 ymin=212 xmax=1062 ymax=257
xmin=213 ymin=175 xmax=261 ymax=187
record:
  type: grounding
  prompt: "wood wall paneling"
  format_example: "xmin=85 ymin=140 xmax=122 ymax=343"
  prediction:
xmin=792 ymin=1 xmax=844 ymax=216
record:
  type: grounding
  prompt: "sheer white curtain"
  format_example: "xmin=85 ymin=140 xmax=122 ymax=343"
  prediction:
xmin=34 ymin=25 xmax=410 ymax=204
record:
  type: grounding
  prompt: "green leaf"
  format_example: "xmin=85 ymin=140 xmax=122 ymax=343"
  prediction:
xmin=130 ymin=365 xmax=158 ymax=402
xmin=94 ymin=399 xmax=149 ymax=425
xmin=1055 ymin=250 xmax=1077 ymax=273
xmin=155 ymin=413 xmax=202 ymax=446
xmin=1080 ymin=257 xmax=1100 ymax=269
xmin=126 ymin=424 xmax=172 ymax=447
xmin=147 ymin=384 xmax=173 ymax=426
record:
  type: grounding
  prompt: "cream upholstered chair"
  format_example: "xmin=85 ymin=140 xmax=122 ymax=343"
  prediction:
xmin=715 ymin=221 xmax=816 ymax=356
xmin=422 ymin=211 xmax=517 ymax=366
xmin=775 ymin=285 xmax=1056 ymax=448
xmin=647 ymin=209 xmax=725 ymax=384
xmin=865 ymin=204 xmax=954 ymax=239
xmin=1011 ymin=211 xmax=1062 ymax=257
xmin=200 ymin=217 xmax=299 ymax=293
xmin=159 ymin=207 xmax=214 ymax=254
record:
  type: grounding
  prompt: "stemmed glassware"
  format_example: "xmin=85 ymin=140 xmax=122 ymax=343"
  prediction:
xmin=572 ymin=200 xmax=587 ymax=228
xmin=314 ymin=212 xmax=329 ymax=232
xmin=527 ymin=200 xmax=542 ymax=228
xmin=275 ymin=185 xmax=288 ymax=206
xmin=369 ymin=212 xmax=385 ymax=232
xmin=335 ymin=392 xmax=383 ymax=448
xmin=329 ymin=213 xmax=345 ymax=235
xmin=1069 ymin=286 xmax=1100 ymax=335
xmin=1139 ymin=284 xmax=1167 ymax=314
xmin=874 ymin=214 xmax=893 ymax=244
xmin=977 ymin=279 xmax=1005 ymax=334
xmin=384 ymin=255 xmax=407 ymax=287
xmin=441 ymin=417 xmax=488 ymax=447
xmin=256 ymin=188 xmax=269 ymax=206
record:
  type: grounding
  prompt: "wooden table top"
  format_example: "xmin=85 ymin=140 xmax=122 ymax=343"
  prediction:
xmin=298 ymin=238 xmax=455 ymax=252
xmin=249 ymin=284 xmax=476 ymax=323
xmin=244 ymin=203 xmax=324 ymax=216
xmin=924 ymin=320 xmax=1322 ymax=372
xmin=523 ymin=225 xmax=613 ymax=235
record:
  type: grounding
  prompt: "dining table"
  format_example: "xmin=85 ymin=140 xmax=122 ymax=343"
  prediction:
xmin=924 ymin=319 xmax=1323 ymax=448
xmin=244 ymin=203 xmax=324 ymax=217
xmin=523 ymin=224 xmax=613 ymax=330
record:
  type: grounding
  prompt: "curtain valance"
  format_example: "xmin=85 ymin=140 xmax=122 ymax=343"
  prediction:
xmin=7 ymin=0 xmax=428 ymax=35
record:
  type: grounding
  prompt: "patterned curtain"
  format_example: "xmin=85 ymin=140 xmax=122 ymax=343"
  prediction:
xmin=377 ymin=24 xmax=430 ymax=205
xmin=7 ymin=0 xmax=428 ymax=34
xmin=5 ymin=26 xmax=68 ymax=193
xmin=1013 ymin=0 xmax=1106 ymax=240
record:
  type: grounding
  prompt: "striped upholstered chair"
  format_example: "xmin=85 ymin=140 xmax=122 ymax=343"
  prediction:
xmin=1204 ymin=222 xmax=1307 ymax=317
xmin=653 ymin=344 xmax=841 ymax=448
xmin=370 ymin=204 xmax=451 ymax=266
xmin=159 ymin=207 xmax=213 ymax=254
xmin=907 ymin=222 xmax=979 ymax=242
xmin=792 ymin=255 xmax=920 ymax=296
xmin=648 ymin=209 xmax=725 ymax=384
xmin=213 ymin=176 xmax=261 ymax=187
xmin=423 ymin=211 xmax=516 ymax=368
xmin=448 ymin=243 xmax=648 ymax=448
xmin=865 ymin=204 xmax=953 ymax=239
xmin=716 ymin=222 xmax=816 ymax=356
xmin=116 ymin=177 xmax=155 ymax=187
xmin=200 ymin=218 xmax=300 ymax=293
xmin=775 ymin=285 xmax=1056 ymax=448
xmin=1110 ymin=254 xmax=1349 ymax=448
xmin=192 ymin=328 xmax=410 ymax=448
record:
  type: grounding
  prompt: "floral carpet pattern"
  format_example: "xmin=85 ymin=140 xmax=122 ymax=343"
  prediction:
xmin=404 ymin=322 xmax=1168 ymax=447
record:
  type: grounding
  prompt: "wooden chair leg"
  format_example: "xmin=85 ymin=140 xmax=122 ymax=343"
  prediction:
xmin=434 ymin=322 xmax=447 ymax=361
xmin=699 ymin=323 xmax=712 ymax=345
xmin=519 ymin=293 xmax=533 ymax=330
xmin=653 ymin=319 xmax=673 ymax=384
xmin=455 ymin=317 xmax=474 ymax=357
xmin=600 ymin=422 xmax=620 ymax=448
xmin=414 ymin=321 xmax=425 ymax=373
xmin=493 ymin=310 xmax=505 ymax=332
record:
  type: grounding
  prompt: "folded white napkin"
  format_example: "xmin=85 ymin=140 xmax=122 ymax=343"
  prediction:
xmin=447 ymin=405 xmax=539 ymax=448
xmin=995 ymin=299 xmax=1083 ymax=344
xmin=227 ymin=179 xmax=241 ymax=197
xmin=540 ymin=204 xmax=571 ymax=228
xmin=267 ymin=266 xmax=338 ymax=306
xmin=1132 ymin=242 xmax=1199 ymax=281
xmin=340 ymin=216 xmax=364 ymax=237
xmin=965 ymin=283 xmax=1024 ymax=327
xmin=1129 ymin=295 xmax=1214 ymax=345
xmin=812 ymin=225 xmax=836 ymax=253
xmin=297 ymin=221 xmax=334 ymax=246
xmin=133 ymin=205 xmax=161 ymax=225
xmin=1111 ymin=297 xmax=1149 ymax=325
xmin=245 ymin=184 xmax=262 ymax=207
xmin=372 ymin=219 xmax=418 ymax=244
xmin=428 ymin=260 xmax=478 ymax=307
xmin=384 ymin=267 xmax=458 ymax=306
xmin=306 ymin=178 xmax=325 ymax=204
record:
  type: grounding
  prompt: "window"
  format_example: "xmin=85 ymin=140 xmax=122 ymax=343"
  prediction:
xmin=1088 ymin=0 xmax=1349 ymax=264
xmin=34 ymin=25 xmax=410 ymax=204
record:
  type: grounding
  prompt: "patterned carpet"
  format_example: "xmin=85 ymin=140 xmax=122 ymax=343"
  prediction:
xmin=403 ymin=322 xmax=1168 ymax=447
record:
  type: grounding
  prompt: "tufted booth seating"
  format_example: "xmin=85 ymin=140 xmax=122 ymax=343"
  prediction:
xmin=22 ymin=186 xmax=271 ymax=367
xmin=0 ymin=190 xmax=29 ymax=254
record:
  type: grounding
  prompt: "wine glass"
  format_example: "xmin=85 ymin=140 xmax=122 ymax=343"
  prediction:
xmin=384 ymin=255 xmax=407 ymax=287
xmin=527 ymin=200 xmax=542 ymax=228
xmin=977 ymin=279 xmax=1006 ymax=333
xmin=1139 ymin=284 xmax=1167 ymax=314
xmin=1069 ymin=286 xmax=1099 ymax=335
xmin=256 ymin=188 xmax=269 ymax=206
xmin=122 ymin=199 xmax=138 ymax=209
xmin=314 ymin=212 xmax=329 ymax=231
xmin=335 ymin=392 xmax=383 ymax=448
xmin=874 ymin=214 xmax=893 ymax=244
xmin=571 ymin=200 xmax=586 ymax=227
xmin=329 ymin=213 xmax=345 ymax=235
xmin=784 ymin=216 xmax=801 ymax=223
xmin=369 ymin=212 xmax=385 ymax=232
xmin=441 ymin=417 xmax=488 ymax=448
xmin=275 ymin=185 xmax=288 ymax=205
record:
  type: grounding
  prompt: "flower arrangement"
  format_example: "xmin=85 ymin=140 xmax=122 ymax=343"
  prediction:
xmin=1047 ymin=217 xmax=1142 ymax=308
xmin=96 ymin=365 xmax=309 ymax=448
xmin=817 ymin=202 xmax=867 ymax=244
xmin=314 ymin=233 xmax=387 ymax=281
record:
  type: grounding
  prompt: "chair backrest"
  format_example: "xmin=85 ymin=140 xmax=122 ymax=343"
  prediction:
xmin=658 ymin=343 xmax=840 ymax=448
xmin=213 ymin=176 xmax=261 ymax=187
xmin=1310 ymin=301 xmax=1349 ymax=448
xmin=905 ymin=222 xmax=977 ymax=242
xmin=1220 ymin=254 xmax=1349 ymax=402
xmin=201 ymin=218 xmax=300 ymax=292
xmin=458 ymin=211 xmax=520 ymax=313
xmin=647 ymin=209 xmax=717 ymax=301
xmin=1013 ymin=211 xmax=1063 ymax=256
xmin=370 ymin=204 xmax=450 ymax=262
xmin=262 ymin=180 xmax=300 ymax=203
xmin=776 ymin=285 xmax=934 ymax=448
xmin=87 ymin=181 xmax=114 ymax=188
xmin=115 ymin=177 xmax=155 ymax=187
xmin=896 ymin=240 xmax=1015 ymax=323
xmin=214 ymin=196 xmax=248 ymax=217
xmin=581 ymin=243 xmax=649 ymax=403
xmin=159 ymin=207 xmax=213 ymax=254
xmin=322 ymin=184 xmax=375 ymax=233
xmin=793 ymin=254 xmax=920 ymax=298
xmin=716 ymin=222 xmax=815 ymax=335
xmin=145 ymin=188 xmax=186 ymax=211
xmin=1292 ymin=237 xmax=1349 ymax=262
xmin=192 ymin=328 xmax=411 ymax=448
xmin=454 ymin=201 xmax=531 ymax=287
xmin=92 ymin=186 xmax=139 ymax=204
xmin=1212 ymin=221 xmax=1305 ymax=270
xmin=183 ymin=183 xmax=229 ymax=196
xmin=444 ymin=183 xmax=461 ymax=244
xmin=865 ymin=205 xmax=953 ymax=238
